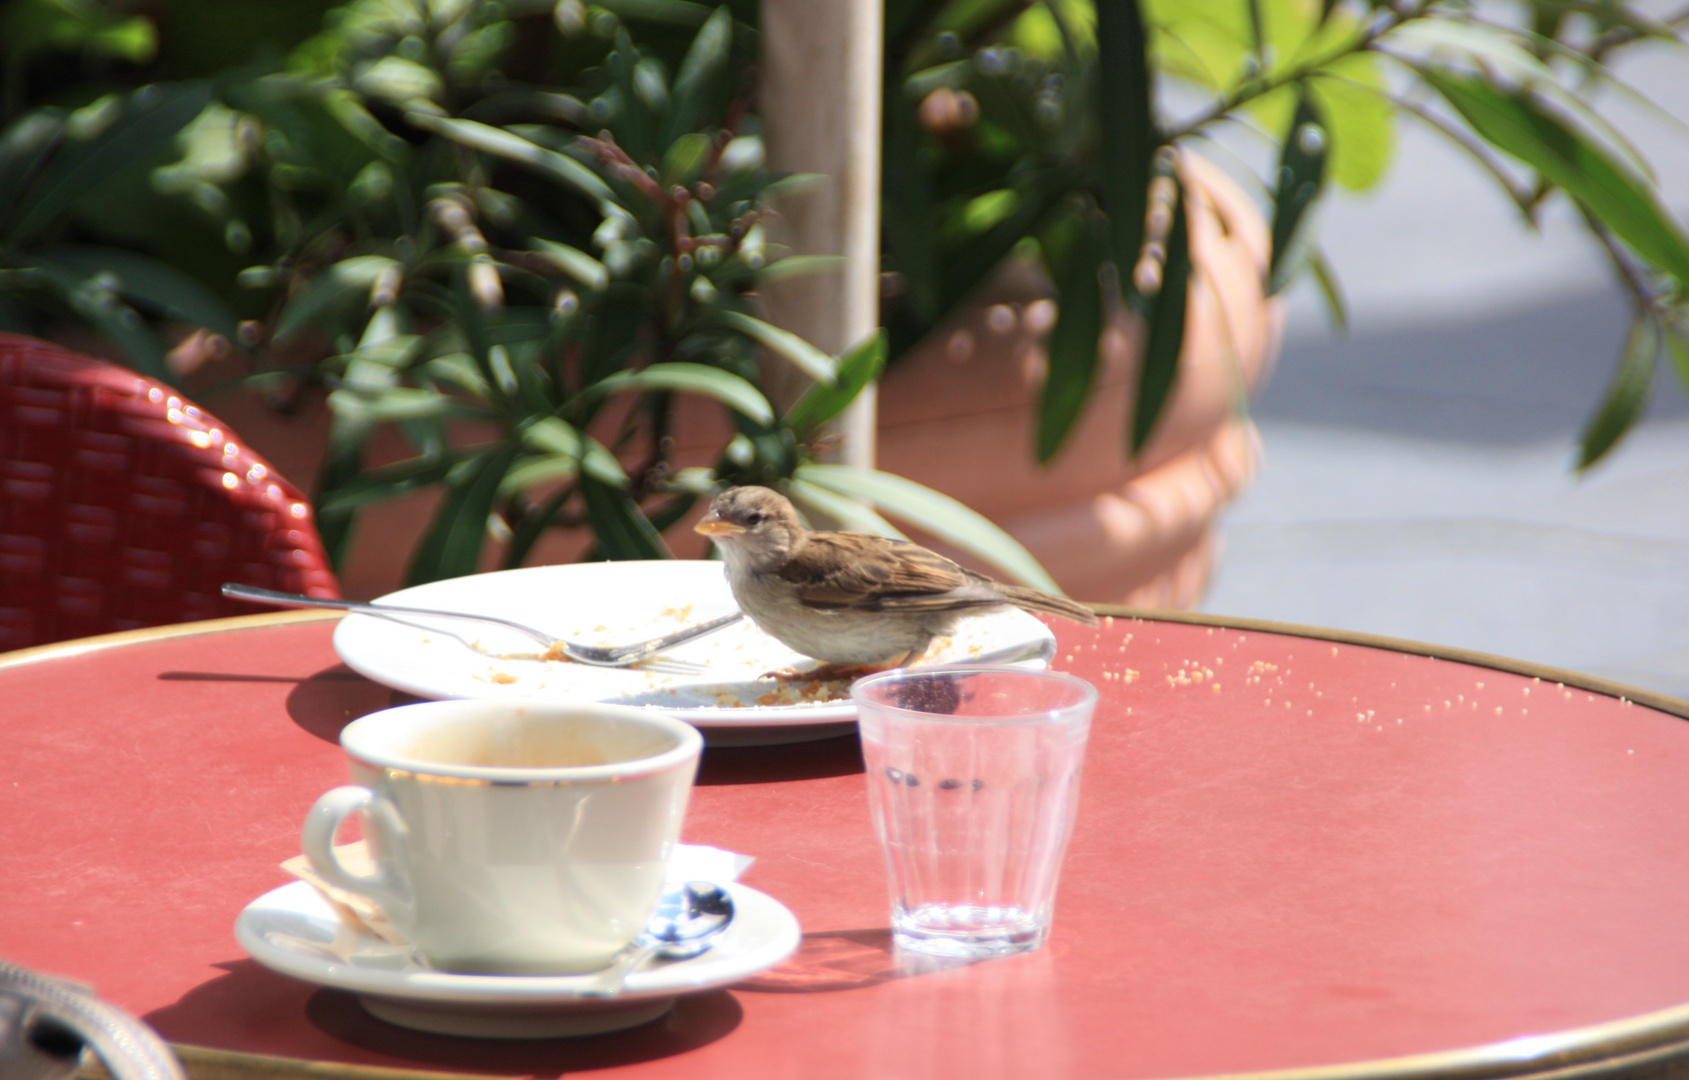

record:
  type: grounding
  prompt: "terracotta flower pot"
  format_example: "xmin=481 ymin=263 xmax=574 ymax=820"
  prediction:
xmin=875 ymin=152 xmax=1283 ymax=607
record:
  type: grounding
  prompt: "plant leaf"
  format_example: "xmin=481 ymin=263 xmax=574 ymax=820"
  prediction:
xmin=1267 ymin=89 xmax=1328 ymax=295
xmin=317 ymin=454 xmax=468 ymax=514
xmin=590 ymin=361 xmax=774 ymax=425
xmin=1667 ymin=324 xmax=1689 ymax=391
xmin=716 ymin=310 xmax=837 ymax=384
xmin=1422 ymin=71 xmax=1689 ymax=287
xmin=273 ymin=256 xmax=400 ymax=343
xmin=530 ymin=239 xmax=609 ymax=291
xmin=1095 ymin=0 xmax=1154 ymax=295
xmin=660 ymin=5 xmax=733 ymax=150
xmin=44 ymin=244 xmax=242 ymax=340
xmin=1036 ymin=211 xmax=1106 ymax=463
xmin=580 ymin=474 xmax=671 ymax=560
xmin=500 ymin=484 xmax=575 ymax=570
xmin=524 ymin=418 xmax=628 ymax=485
xmin=8 ymin=83 xmax=211 ymax=245
xmin=1576 ymin=315 xmax=1656 ymax=470
xmin=1308 ymin=247 xmax=1349 ymax=333
xmin=405 ymin=443 xmax=521 ymax=585
xmin=786 ymin=477 xmax=908 ymax=537
xmin=20 ymin=257 xmax=171 ymax=381
xmin=403 ymin=112 xmax=616 ymax=208
xmin=0 ymin=110 xmax=65 ymax=222
xmin=784 ymin=330 xmax=886 ymax=441
xmin=1131 ymin=173 xmax=1190 ymax=456
xmin=794 ymin=463 xmax=1062 ymax=593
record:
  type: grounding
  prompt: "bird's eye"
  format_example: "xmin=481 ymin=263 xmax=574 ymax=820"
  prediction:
xmin=746 ymin=512 xmax=765 ymax=526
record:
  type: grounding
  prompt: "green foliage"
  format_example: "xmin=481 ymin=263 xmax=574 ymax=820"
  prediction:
xmin=152 ymin=0 xmax=1041 ymax=587
xmin=6 ymin=0 xmax=1689 ymax=592
xmin=883 ymin=0 xmax=1689 ymax=469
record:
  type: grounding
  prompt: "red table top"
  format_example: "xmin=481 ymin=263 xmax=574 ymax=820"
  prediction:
xmin=4 ymin=610 xmax=1689 ymax=1080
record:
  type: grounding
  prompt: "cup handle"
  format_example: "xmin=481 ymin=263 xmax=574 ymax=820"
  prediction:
xmin=301 ymin=786 xmax=411 ymax=920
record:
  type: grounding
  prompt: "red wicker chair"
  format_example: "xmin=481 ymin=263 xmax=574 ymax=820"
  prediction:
xmin=0 ymin=334 xmax=341 ymax=650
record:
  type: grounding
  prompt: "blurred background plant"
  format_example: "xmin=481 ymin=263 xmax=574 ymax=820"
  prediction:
xmin=880 ymin=0 xmax=1689 ymax=469
xmin=0 ymin=0 xmax=1058 ymax=592
xmin=1 ymin=0 xmax=1686 ymax=592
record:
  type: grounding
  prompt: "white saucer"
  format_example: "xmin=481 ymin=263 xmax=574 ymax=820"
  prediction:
xmin=235 ymin=880 xmax=801 ymax=1038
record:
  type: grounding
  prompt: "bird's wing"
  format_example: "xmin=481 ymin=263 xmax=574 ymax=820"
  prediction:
xmin=777 ymin=534 xmax=1002 ymax=612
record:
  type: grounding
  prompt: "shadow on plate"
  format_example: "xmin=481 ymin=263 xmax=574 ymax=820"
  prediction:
xmin=697 ymin=732 xmax=865 ymax=785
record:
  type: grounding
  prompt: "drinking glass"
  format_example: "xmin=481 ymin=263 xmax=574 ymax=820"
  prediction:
xmin=852 ymin=667 xmax=1098 ymax=959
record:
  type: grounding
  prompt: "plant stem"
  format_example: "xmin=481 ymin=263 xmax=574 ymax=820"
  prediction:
xmin=1162 ymin=0 xmax=1428 ymax=141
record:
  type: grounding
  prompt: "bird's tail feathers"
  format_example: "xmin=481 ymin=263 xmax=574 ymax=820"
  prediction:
xmin=999 ymin=585 xmax=1099 ymax=626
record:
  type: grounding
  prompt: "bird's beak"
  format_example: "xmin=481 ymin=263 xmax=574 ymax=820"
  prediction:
xmin=693 ymin=510 xmax=744 ymax=537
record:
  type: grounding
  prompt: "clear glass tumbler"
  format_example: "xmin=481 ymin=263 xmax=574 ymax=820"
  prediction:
xmin=852 ymin=666 xmax=1098 ymax=959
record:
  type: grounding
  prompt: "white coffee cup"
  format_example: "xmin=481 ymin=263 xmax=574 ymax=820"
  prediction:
xmin=302 ymin=700 xmax=702 ymax=975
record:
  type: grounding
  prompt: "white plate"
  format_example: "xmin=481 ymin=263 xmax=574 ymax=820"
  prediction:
xmin=331 ymin=562 xmax=1056 ymax=745
xmin=236 ymin=879 xmax=800 ymax=1039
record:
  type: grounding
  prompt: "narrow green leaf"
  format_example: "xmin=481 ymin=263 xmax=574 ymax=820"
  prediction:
xmin=524 ymin=418 xmax=628 ymax=485
xmin=596 ymin=0 xmax=712 ymax=26
xmin=21 ymin=257 xmax=170 ymax=381
xmin=0 ymin=111 xmax=65 ymax=223
xmin=1309 ymin=248 xmax=1349 ymax=334
xmin=1036 ymin=213 xmax=1106 ymax=463
xmin=580 ymin=475 xmax=671 ymax=560
xmin=660 ymin=5 xmax=733 ymax=150
xmin=502 ymin=484 xmax=575 ymax=570
xmin=1094 ymin=0 xmax=1154 ymax=296
xmin=1667 ymin=325 xmax=1689 ymax=390
xmin=591 ymin=362 xmax=774 ymax=425
xmin=795 ymin=464 xmax=1061 ymax=593
xmin=1423 ymin=71 xmax=1689 ymax=286
xmin=318 ymin=454 xmax=467 ymax=514
xmin=327 ymin=386 xmax=455 ymax=422
xmin=1267 ymin=90 xmax=1328 ymax=295
xmin=314 ymin=413 xmax=373 ymax=569
xmin=502 ymin=454 xmax=581 ymax=494
xmin=530 ymin=239 xmax=609 ymax=291
xmin=405 ymin=444 xmax=521 ymax=585
xmin=717 ymin=310 xmax=837 ymax=384
xmin=44 ymin=245 xmax=241 ymax=340
xmin=937 ymin=165 xmax=1076 ymax=315
xmin=403 ymin=112 xmax=616 ymax=207
xmin=9 ymin=83 xmax=210 ymax=244
xmin=273 ymin=256 xmax=400 ymax=343
xmin=786 ymin=478 xmax=908 ymax=537
xmin=1576 ymin=316 xmax=1656 ymax=470
xmin=784 ymin=330 xmax=887 ymax=441
xmin=758 ymin=254 xmax=849 ymax=282
xmin=659 ymin=132 xmax=714 ymax=190
xmin=1131 ymin=174 xmax=1191 ymax=457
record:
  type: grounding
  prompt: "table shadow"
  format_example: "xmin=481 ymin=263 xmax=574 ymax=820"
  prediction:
xmin=738 ymin=929 xmax=973 ymax=993
xmin=285 ymin=666 xmax=417 ymax=744
xmin=697 ymin=732 xmax=865 ymax=785
xmin=144 ymin=960 xmax=740 ymax=1073
xmin=303 ymin=986 xmax=741 ymax=1072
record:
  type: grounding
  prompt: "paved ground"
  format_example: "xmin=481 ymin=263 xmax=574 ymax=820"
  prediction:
xmin=1196 ymin=43 xmax=1689 ymax=701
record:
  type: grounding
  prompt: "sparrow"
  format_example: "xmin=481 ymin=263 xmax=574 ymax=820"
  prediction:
xmin=694 ymin=485 xmax=1097 ymax=673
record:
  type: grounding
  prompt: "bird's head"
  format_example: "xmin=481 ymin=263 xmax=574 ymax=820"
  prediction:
xmin=694 ymin=485 xmax=807 ymax=571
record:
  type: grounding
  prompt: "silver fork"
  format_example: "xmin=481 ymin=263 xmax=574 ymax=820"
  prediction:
xmin=221 ymin=583 xmax=744 ymax=667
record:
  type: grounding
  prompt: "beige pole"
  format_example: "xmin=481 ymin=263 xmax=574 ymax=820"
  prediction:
xmin=758 ymin=0 xmax=883 ymax=470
